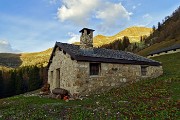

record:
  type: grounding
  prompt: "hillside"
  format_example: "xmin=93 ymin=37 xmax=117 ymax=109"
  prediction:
xmin=137 ymin=39 xmax=180 ymax=56
xmin=20 ymin=48 xmax=52 ymax=67
xmin=93 ymin=26 xmax=152 ymax=47
xmin=0 ymin=48 xmax=52 ymax=68
xmin=0 ymin=52 xmax=179 ymax=119
xmin=0 ymin=53 xmax=21 ymax=68
xmin=137 ymin=6 xmax=180 ymax=56
xmin=0 ymin=49 xmax=51 ymax=98
xmin=74 ymin=26 xmax=152 ymax=47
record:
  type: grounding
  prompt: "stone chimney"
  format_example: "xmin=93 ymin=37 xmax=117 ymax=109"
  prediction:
xmin=79 ymin=28 xmax=95 ymax=49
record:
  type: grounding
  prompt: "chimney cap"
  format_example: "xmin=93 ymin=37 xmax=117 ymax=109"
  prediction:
xmin=79 ymin=28 xmax=95 ymax=33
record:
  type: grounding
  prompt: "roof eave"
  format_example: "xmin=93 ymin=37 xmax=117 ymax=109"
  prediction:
xmin=75 ymin=55 xmax=161 ymax=66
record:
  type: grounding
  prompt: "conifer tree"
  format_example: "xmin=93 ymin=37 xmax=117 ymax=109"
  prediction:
xmin=122 ymin=36 xmax=130 ymax=49
xmin=0 ymin=70 xmax=4 ymax=98
xmin=28 ymin=66 xmax=41 ymax=91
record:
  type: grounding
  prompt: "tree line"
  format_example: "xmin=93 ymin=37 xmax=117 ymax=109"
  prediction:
xmin=100 ymin=36 xmax=131 ymax=51
xmin=140 ymin=6 xmax=180 ymax=47
xmin=100 ymin=36 xmax=142 ymax=53
xmin=0 ymin=65 xmax=47 ymax=98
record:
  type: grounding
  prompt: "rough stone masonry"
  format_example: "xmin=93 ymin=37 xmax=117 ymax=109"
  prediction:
xmin=48 ymin=28 xmax=163 ymax=96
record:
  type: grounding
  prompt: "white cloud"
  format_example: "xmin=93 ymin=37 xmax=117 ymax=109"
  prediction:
xmin=67 ymin=32 xmax=80 ymax=43
xmin=143 ymin=14 xmax=153 ymax=20
xmin=49 ymin=0 xmax=58 ymax=4
xmin=132 ymin=6 xmax=136 ymax=9
xmin=95 ymin=2 xmax=132 ymax=34
xmin=96 ymin=2 xmax=131 ymax=24
xmin=57 ymin=0 xmax=131 ymax=33
xmin=129 ymin=12 xmax=133 ymax=16
xmin=0 ymin=40 xmax=20 ymax=53
xmin=132 ymin=3 xmax=141 ymax=10
xmin=57 ymin=0 xmax=100 ymax=24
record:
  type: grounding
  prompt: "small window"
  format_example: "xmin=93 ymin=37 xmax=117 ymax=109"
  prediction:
xmin=112 ymin=68 xmax=118 ymax=71
xmin=56 ymin=68 xmax=60 ymax=80
xmin=141 ymin=66 xmax=147 ymax=76
xmin=87 ymin=30 xmax=91 ymax=35
xmin=90 ymin=63 xmax=100 ymax=76
xmin=63 ymin=50 xmax=66 ymax=54
xmin=56 ymin=69 xmax=60 ymax=88
xmin=51 ymin=71 xmax=53 ymax=79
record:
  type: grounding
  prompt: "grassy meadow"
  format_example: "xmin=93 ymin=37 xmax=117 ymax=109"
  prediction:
xmin=0 ymin=52 xmax=179 ymax=120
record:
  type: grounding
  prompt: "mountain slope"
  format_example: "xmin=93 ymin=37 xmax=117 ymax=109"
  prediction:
xmin=0 ymin=26 xmax=151 ymax=68
xmin=137 ymin=6 xmax=180 ymax=56
xmin=20 ymin=48 xmax=52 ymax=67
xmin=0 ymin=48 xmax=52 ymax=68
xmin=93 ymin=26 xmax=152 ymax=47
xmin=73 ymin=26 xmax=152 ymax=47
xmin=0 ymin=53 xmax=21 ymax=68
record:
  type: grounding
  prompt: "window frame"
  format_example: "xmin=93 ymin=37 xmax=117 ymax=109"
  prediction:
xmin=51 ymin=71 xmax=53 ymax=80
xmin=89 ymin=63 xmax=101 ymax=76
xmin=56 ymin=68 xmax=60 ymax=88
xmin=56 ymin=68 xmax=60 ymax=80
xmin=141 ymin=65 xmax=148 ymax=76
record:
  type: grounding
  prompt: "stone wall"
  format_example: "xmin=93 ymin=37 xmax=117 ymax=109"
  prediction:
xmin=48 ymin=49 xmax=163 ymax=96
xmin=80 ymin=29 xmax=93 ymax=49
xmin=48 ymin=48 xmax=78 ymax=94
xmin=75 ymin=62 xmax=163 ymax=96
xmin=146 ymin=66 xmax=163 ymax=78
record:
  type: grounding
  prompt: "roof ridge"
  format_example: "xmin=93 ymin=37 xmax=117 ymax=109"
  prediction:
xmin=47 ymin=42 xmax=161 ymax=69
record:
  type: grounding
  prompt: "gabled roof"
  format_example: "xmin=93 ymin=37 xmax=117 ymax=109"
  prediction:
xmin=47 ymin=42 xmax=161 ymax=68
xmin=148 ymin=44 xmax=180 ymax=56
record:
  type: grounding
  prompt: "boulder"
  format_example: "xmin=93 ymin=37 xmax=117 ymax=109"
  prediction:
xmin=52 ymin=88 xmax=69 ymax=99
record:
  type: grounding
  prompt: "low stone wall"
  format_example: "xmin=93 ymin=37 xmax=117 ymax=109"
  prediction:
xmin=75 ymin=62 xmax=163 ymax=96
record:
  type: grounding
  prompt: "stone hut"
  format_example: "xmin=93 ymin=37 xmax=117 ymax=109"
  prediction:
xmin=47 ymin=28 xmax=163 ymax=96
xmin=147 ymin=44 xmax=180 ymax=58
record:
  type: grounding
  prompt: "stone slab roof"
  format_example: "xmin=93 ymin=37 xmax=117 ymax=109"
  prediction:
xmin=48 ymin=42 xmax=161 ymax=68
xmin=148 ymin=44 xmax=180 ymax=56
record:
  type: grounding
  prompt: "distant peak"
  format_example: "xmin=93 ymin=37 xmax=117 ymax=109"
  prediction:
xmin=93 ymin=26 xmax=152 ymax=46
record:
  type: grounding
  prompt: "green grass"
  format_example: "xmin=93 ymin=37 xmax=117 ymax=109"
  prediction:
xmin=0 ymin=53 xmax=180 ymax=120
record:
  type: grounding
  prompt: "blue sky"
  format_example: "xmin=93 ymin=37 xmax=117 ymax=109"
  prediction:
xmin=0 ymin=0 xmax=179 ymax=53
